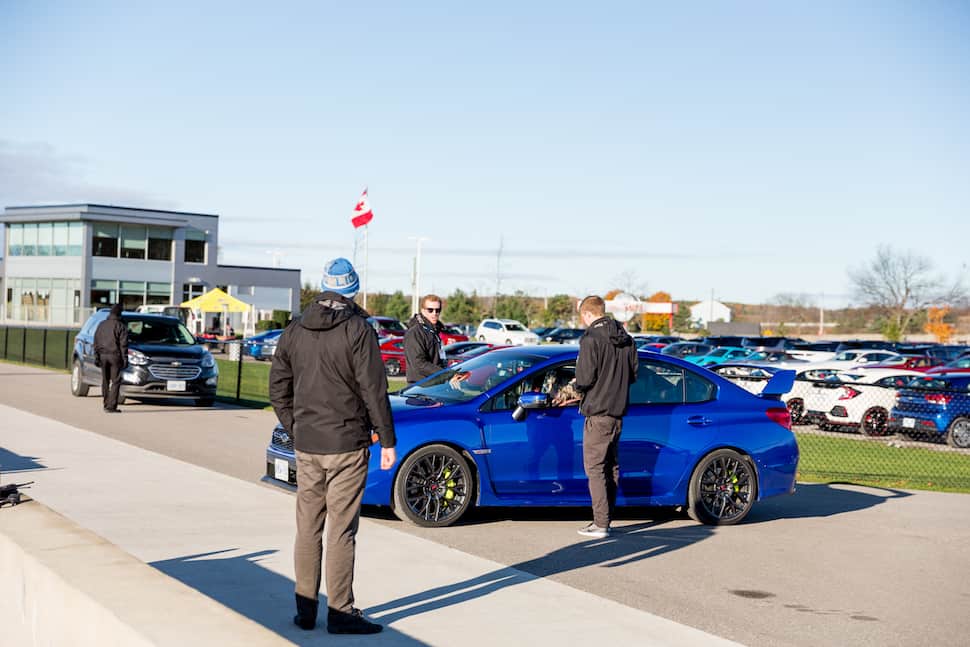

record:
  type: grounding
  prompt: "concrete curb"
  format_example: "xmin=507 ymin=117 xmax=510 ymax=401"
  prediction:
xmin=0 ymin=499 xmax=286 ymax=646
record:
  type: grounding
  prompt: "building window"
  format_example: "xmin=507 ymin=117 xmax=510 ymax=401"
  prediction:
xmin=120 ymin=225 xmax=147 ymax=260
xmin=36 ymin=223 xmax=53 ymax=256
xmin=182 ymin=283 xmax=205 ymax=303
xmin=120 ymin=280 xmax=146 ymax=310
xmin=21 ymin=223 xmax=38 ymax=256
xmin=7 ymin=224 xmax=22 ymax=256
xmin=90 ymin=279 xmax=118 ymax=308
xmin=68 ymin=222 xmax=82 ymax=255
xmin=53 ymin=222 xmax=69 ymax=256
xmin=148 ymin=227 xmax=173 ymax=261
xmin=184 ymin=229 xmax=206 ymax=263
xmin=93 ymin=223 xmax=119 ymax=257
xmin=147 ymin=282 xmax=171 ymax=305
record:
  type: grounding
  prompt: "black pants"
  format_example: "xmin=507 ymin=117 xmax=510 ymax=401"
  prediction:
xmin=100 ymin=355 xmax=124 ymax=410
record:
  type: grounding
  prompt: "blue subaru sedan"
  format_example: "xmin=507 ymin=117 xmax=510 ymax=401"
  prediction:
xmin=265 ymin=346 xmax=798 ymax=527
xmin=889 ymin=374 xmax=970 ymax=448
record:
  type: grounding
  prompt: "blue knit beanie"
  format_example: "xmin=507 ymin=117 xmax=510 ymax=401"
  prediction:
xmin=321 ymin=257 xmax=360 ymax=298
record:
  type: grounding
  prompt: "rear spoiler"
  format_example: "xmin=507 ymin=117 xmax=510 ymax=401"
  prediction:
xmin=758 ymin=370 xmax=795 ymax=400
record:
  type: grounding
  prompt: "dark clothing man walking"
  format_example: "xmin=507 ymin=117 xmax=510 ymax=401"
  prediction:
xmin=403 ymin=294 xmax=446 ymax=384
xmin=574 ymin=295 xmax=638 ymax=538
xmin=93 ymin=303 xmax=128 ymax=413
xmin=269 ymin=257 xmax=396 ymax=635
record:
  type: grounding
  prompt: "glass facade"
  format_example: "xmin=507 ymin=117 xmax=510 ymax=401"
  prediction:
xmin=6 ymin=222 xmax=83 ymax=256
xmin=4 ymin=277 xmax=83 ymax=324
xmin=90 ymin=280 xmax=172 ymax=311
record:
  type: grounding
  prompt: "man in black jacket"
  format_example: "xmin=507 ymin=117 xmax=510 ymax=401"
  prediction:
xmin=269 ymin=257 xmax=397 ymax=635
xmin=93 ymin=303 xmax=128 ymax=413
xmin=403 ymin=294 xmax=446 ymax=384
xmin=574 ymin=295 xmax=638 ymax=538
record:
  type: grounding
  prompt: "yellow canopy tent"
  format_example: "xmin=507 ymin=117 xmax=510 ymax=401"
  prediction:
xmin=180 ymin=287 xmax=255 ymax=337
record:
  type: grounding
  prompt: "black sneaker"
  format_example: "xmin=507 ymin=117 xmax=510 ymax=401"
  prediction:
xmin=294 ymin=593 xmax=318 ymax=630
xmin=327 ymin=607 xmax=382 ymax=635
xmin=104 ymin=408 xmax=121 ymax=413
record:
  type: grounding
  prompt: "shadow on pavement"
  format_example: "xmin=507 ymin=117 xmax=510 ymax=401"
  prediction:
xmin=746 ymin=481 xmax=911 ymax=522
xmin=151 ymin=548 xmax=429 ymax=645
xmin=0 ymin=446 xmax=49 ymax=474
xmin=367 ymin=519 xmax=714 ymax=624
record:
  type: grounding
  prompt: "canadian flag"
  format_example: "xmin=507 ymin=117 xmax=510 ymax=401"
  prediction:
xmin=351 ymin=188 xmax=374 ymax=228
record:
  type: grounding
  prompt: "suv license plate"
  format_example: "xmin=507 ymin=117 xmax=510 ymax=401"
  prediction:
xmin=275 ymin=459 xmax=289 ymax=481
xmin=902 ymin=417 xmax=915 ymax=428
xmin=167 ymin=380 xmax=187 ymax=392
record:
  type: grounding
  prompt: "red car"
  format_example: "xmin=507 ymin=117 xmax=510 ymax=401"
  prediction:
xmin=368 ymin=316 xmax=407 ymax=338
xmin=440 ymin=324 xmax=469 ymax=346
xmin=379 ymin=337 xmax=407 ymax=376
xmin=926 ymin=356 xmax=970 ymax=375
xmin=863 ymin=356 xmax=945 ymax=373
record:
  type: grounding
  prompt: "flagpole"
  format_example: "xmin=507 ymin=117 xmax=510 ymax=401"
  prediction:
xmin=363 ymin=224 xmax=369 ymax=309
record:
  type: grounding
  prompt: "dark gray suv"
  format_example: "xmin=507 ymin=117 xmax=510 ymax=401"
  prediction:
xmin=71 ymin=310 xmax=218 ymax=406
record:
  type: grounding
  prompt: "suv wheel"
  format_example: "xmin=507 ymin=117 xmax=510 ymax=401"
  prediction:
xmin=71 ymin=359 xmax=90 ymax=397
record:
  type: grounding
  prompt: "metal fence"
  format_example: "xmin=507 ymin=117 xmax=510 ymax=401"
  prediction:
xmin=718 ymin=367 xmax=970 ymax=492
xmin=0 ymin=325 xmax=77 ymax=370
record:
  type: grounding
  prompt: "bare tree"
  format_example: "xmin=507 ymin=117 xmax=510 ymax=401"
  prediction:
xmin=611 ymin=269 xmax=647 ymax=297
xmin=848 ymin=246 xmax=966 ymax=339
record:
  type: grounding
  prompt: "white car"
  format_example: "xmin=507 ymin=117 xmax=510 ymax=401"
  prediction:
xmin=475 ymin=319 xmax=539 ymax=346
xmin=804 ymin=368 xmax=924 ymax=436
xmin=801 ymin=350 xmax=903 ymax=373
xmin=712 ymin=365 xmax=845 ymax=425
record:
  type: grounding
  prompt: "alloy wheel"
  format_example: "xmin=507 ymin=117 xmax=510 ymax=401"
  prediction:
xmin=696 ymin=454 xmax=753 ymax=523
xmin=402 ymin=451 xmax=470 ymax=524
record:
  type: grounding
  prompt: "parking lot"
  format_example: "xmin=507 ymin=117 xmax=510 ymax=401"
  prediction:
xmin=2 ymin=360 xmax=969 ymax=646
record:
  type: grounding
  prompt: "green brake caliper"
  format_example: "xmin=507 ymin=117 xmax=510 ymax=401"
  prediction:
xmin=442 ymin=468 xmax=456 ymax=505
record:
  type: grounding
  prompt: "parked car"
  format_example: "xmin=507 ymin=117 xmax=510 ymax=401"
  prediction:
xmin=71 ymin=310 xmax=218 ymax=406
xmin=804 ymin=368 xmax=925 ymax=436
xmin=702 ymin=336 xmax=749 ymax=348
xmin=541 ymin=328 xmax=584 ymax=345
xmin=889 ymin=374 xmax=970 ymax=448
xmin=368 ymin=316 xmax=407 ymax=338
xmin=531 ymin=326 xmax=557 ymax=337
xmin=245 ymin=328 xmax=284 ymax=361
xmin=379 ymin=337 xmax=407 ymax=376
xmin=686 ymin=346 xmax=752 ymax=367
xmin=926 ymin=356 xmax=970 ymax=375
xmin=741 ymin=337 xmax=801 ymax=351
xmin=803 ymin=350 xmax=903 ymax=372
xmin=712 ymin=364 xmax=836 ymax=425
xmin=439 ymin=324 xmax=469 ymax=346
xmin=265 ymin=346 xmax=799 ymax=527
xmin=787 ymin=341 xmax=839 ymax=363
xmin=660 ymin=342 xmax=713 ymax=359
xmin=834 ymin=340 xmax=896 ymax=352
xmin=859 ymin=355 xmax=944 ymax=373
xmin=475 ymin=319 xmax=539 ymax=345
xmin=443 ymin=341 xmax=494 ymax=366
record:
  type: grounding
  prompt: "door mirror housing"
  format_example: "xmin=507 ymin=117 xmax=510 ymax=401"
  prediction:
xmin=512 ymin=391 xmax=549 ymax=421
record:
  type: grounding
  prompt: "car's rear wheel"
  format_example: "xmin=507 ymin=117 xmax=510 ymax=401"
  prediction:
xmin=505 ymin=338 xmax=512 ymax=345
xmin=71 ymin=359 xmax=89 ymax=396
xmin=393 ymin=444 xmax=474 ymax=527
xmin=385 ymin=359 xmax=401 ymax=376
xmin=786 ymin=398 xmax=805 ymax=424
xmin=478 ymin=335 xmax=486 ymax=342
xmin=687 ymin=449 xmax=757 ymax=525
xmin=946 ymin=417 xmax=970 ymax=449
xmin=861 ymin=407 xmax=889 ymax=437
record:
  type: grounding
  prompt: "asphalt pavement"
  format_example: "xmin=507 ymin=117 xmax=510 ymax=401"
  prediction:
xmin=1 ymin=360 xmax=968 ymax=646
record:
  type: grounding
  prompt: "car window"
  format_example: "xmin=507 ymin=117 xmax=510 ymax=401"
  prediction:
xmin=489 ymin=363 xmax=578 ymax=411
xmin=834 ymin=351 xmax=858 ymax=361
xmin=126 ymin=319 xmax=196 ymax=345
xmin=875 ymin=376 xmax=911 ymax=388
xmin=485 ymin=321 xmax=501 ymax=330
xmin=629 ymin=360 xmax=684 ymax=405
xmin=505 ymin=323 xmax=526 ymax=332
xmin=403 ymin=349 xmax=544 ymax=405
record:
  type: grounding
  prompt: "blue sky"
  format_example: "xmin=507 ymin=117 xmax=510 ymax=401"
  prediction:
xmin=2 ymin=1 xmax=968 ymax=307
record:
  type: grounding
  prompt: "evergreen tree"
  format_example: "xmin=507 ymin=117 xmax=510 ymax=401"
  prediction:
xmin=384 ymin=291 xmax=412 ymax=322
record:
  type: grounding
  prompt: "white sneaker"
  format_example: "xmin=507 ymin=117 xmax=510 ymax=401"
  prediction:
xmin=577 ymin=523 xmax=609 ymax=538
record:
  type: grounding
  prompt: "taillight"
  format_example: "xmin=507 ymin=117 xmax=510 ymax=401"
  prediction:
xmin=925 ymin=393 xmax=953 ymax=405
xmin=838 ymin=386 xmax=861 ymax=400
xmin=766 ymin=407 xmax=791 ymax=430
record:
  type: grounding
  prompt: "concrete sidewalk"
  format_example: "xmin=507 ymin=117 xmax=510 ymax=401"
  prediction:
xmin=0 ymin=403 xmax=740 ymax=646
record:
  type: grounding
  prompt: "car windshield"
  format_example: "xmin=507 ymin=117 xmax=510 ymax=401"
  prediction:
xmin=504 ymin=323 xmax=527 ymax=332
xmin=834 ymin=351 xmax=859 ymax=361
xmin=126 ymin=318 xmax=196 ymax=345
xmin=379 ymin=319 xmax=406 ymax=332
xmin=399 ymin=349 xmax=545 ymax=404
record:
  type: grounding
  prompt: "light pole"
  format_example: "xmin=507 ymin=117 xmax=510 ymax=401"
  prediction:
xmin=408 ymin=236 xmax=430 ymax=315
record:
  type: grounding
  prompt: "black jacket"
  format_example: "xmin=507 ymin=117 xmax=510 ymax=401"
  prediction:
xmin=93 ymin=307 xmax=128 ymax=360
xmin=269 ymin=292 xmax=396 ymax=454
xmin=575 ymin=316 xmax=638 ymax=417
xmin=403 ymin=313 xmax=445 ymax=384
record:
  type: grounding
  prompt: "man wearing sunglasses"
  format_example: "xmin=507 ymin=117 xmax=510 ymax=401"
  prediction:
xmin=403 ymin=294 xmax=447 ymax=385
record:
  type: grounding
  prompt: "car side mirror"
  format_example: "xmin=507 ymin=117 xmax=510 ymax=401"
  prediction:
xmin=512 ymin=391 xmax=549 ymax=421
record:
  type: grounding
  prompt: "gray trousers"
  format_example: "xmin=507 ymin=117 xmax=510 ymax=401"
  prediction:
xmin=294 ymin=447 xmax=369 ymax=613
xmin=583 ymin=415 xmax=622 ymax=528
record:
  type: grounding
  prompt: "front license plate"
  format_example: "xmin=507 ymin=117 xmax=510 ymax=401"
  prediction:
xmin=275 ymin=459 xmax=289 ymax=481
xmin=902 ymin=417 xmax=915 ymax=428
xmin=167 ymin=380 xmax=187 ymax=392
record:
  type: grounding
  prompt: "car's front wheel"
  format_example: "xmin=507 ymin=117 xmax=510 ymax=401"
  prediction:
xmin=786 ymin=398 xmax=805 ymax=425
xmin=393 ymin=444 xmax=474 ymax=527
xmin=946 ymin=417 xmax=970 ymax=449
xmin=71 ymin=359 xmax=90 ymax=396
xmin=687 ymin=449 xmax=757 ymax=525
xmin=861 ymin=407 xmax=889 ymax=437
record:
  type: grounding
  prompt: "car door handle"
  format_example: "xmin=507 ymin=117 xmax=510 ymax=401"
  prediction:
xmin=687 ymin=416 xmax=713 ymax=427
